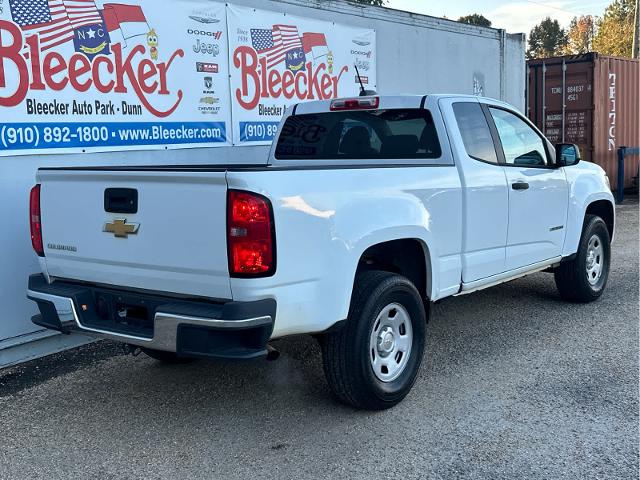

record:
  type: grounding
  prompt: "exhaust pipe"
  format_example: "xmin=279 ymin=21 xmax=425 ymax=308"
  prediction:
xmin=266 ymin=344 xmax=280 ymax=361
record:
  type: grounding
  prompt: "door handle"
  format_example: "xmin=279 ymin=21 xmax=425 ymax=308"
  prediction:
xmin=512 ymin=182 xmax=529 ymax=191
xmin=105 ymin=188 xmax=138 ymax=214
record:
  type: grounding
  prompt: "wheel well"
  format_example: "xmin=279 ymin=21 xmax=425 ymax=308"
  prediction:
xmin=586 ymin=200 xmax=614 ymax=238
xmin=357 ymin=239 xmax=430 ymax=301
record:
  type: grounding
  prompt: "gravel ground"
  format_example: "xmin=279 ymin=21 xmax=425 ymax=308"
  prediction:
xmin=1 ymin=199 xmax=637 ymax=480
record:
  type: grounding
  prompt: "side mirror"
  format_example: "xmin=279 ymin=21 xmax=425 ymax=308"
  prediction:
xmin=556 ymin=143 xmax=581 ymax=167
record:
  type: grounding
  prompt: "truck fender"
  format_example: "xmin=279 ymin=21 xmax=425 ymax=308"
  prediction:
xmin=563 ymin=190 xmax=615 ymax=256
xmin=348 ymin=226 xmax=437 ymax=304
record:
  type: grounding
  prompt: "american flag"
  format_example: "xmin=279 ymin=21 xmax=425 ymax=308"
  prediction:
xmin=251 ymin=25 xmax=303 ymax=68
xmin=61 ymin=0 xmax=103 ymax=29
xmin=9 ymin=0 xmax=75 ymax=51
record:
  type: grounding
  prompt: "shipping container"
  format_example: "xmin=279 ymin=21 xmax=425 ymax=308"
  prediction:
xmin=527 ymin=53 xmax=640 ymax=190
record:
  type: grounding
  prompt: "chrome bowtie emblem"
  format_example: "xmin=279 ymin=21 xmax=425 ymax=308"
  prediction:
xmin=104 ymin=219 xmax=140 ymax=238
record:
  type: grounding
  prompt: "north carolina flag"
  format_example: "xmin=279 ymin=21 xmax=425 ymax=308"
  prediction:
xmin=301 ymin=32 xmax=329 ymax=60
xmin=102 ymin=3 xmax=149 ymax=43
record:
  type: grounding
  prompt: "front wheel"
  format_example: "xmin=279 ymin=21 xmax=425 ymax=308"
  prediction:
xmin=554 ymin=214 xmax=611 ymax=303
xmin=320 ymin=270 xmax=427 ymax=410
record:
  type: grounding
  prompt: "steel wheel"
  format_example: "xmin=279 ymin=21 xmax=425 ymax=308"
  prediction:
xmin=586 ymin=234 xmax=604 ymax=285
xmin=321 ymin=270 xmax=426 ymax=410
xmin=554 ymin=215 xmax=611 ymax=303
xmin=369 ymin=302 xmax=413 ymax=382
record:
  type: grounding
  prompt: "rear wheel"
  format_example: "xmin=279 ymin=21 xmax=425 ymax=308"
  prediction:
xmin=554 ymin=215 xmax=611 ymax=303
xmin=320 ymin=270 xmax=427 ymax=410
xmin=141 ymin=348 xmax=195 ymax=364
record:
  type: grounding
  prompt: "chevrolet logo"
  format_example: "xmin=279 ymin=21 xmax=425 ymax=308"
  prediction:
xmin=104 ymin=219 xmax=140 ymax=238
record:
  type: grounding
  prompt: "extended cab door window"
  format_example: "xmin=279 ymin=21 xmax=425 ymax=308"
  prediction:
xmin=452 ymin=102 xmax=499 ymax=164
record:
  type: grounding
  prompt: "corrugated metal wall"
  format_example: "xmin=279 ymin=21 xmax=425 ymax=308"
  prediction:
xmin=593 ymin=56 xmax=640 ymax=189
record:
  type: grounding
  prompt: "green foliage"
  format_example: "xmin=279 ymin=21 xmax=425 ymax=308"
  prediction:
xmin=458 ymin=14 xmax=492 ymax=28
xmin=564 ymin=15 xmax=595 ymax=54
xmin=527 ymin=17 xmax=567 ymax=59
xmin=592 ymin=0 xmax=635 ymax=57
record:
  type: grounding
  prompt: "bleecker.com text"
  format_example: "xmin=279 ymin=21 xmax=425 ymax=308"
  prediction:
xmin=0 ymin=21 xmax=184 ymax=118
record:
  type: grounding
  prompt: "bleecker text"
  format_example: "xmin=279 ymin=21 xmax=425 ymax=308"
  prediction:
xmin=233 ymin=46 xmax=348 ymax=110
xmin=0 ymin=20 xmax=184 ymax=117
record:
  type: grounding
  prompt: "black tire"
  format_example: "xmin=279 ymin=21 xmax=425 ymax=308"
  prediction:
xmin=320 ymin=270 xmax=427 ymax=410
xmin=141 ymin=348 xmax=195 ymax=364
xmin=554 ymin=214 xmax=611 ymax=303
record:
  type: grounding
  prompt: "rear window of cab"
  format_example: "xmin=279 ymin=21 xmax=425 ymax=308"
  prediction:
xmin=274 ymin=109 xmax=442 ymax=160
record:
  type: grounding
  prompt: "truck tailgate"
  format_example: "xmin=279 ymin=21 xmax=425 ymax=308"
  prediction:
xmin=38 ymin=169 xmax=231 ymax=300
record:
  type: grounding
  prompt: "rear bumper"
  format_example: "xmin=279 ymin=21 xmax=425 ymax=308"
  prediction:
xmin=27 ymin=274 xmax=275 ymax=360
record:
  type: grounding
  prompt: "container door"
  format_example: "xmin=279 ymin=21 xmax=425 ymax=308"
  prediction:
xmin=527 ymin=57 xmax=595 ymax=164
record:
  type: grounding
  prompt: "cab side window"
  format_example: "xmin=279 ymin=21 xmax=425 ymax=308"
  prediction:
xmin=453 ymin=102 xmax=499 ymax=164
xmin=488 ymin=108 xmax=548 ymax=167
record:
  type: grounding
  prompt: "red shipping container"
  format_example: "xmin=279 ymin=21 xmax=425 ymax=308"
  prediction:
xmin=527 ymin=53 xmax=640 ymax=190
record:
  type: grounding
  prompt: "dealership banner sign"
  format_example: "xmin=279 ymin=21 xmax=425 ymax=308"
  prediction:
xmin=0 ymin=0 xmax=231 ymax=155
xmin=227 ymin=4 xmax=376 ymax=145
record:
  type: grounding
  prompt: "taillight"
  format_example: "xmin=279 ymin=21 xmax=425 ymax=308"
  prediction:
xmin=30 ymin=184 xmax=44 ymax=257
xmin=330 ymin=96 xmax=379 ymax=111
xmin=227 ymin=190 xmax=275 ymax=277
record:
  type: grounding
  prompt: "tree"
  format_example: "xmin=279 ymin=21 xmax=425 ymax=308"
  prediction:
xmin=527 ymin=17 xmax=567 ymax=59
xmin=564 ymin=15 xmax=595 ymax=54
xmin=458 ymin=14 xmax=492 ymax=28
xmin=592 ymin=0 xmax=635 ymax=57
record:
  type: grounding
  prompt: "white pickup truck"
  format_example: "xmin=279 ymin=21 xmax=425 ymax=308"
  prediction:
xmin=27 ymin=94 xmax=615 ymax=410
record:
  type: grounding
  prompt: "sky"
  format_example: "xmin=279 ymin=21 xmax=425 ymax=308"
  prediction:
xmin=385 ymin=0 xmax=611 ymax=34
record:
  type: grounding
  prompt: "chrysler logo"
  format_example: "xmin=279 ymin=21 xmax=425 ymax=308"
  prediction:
xmin=104 ymin=219 xmax=140 ymax=238
xmin=189 ymin=15 xmax=221 ymax=24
